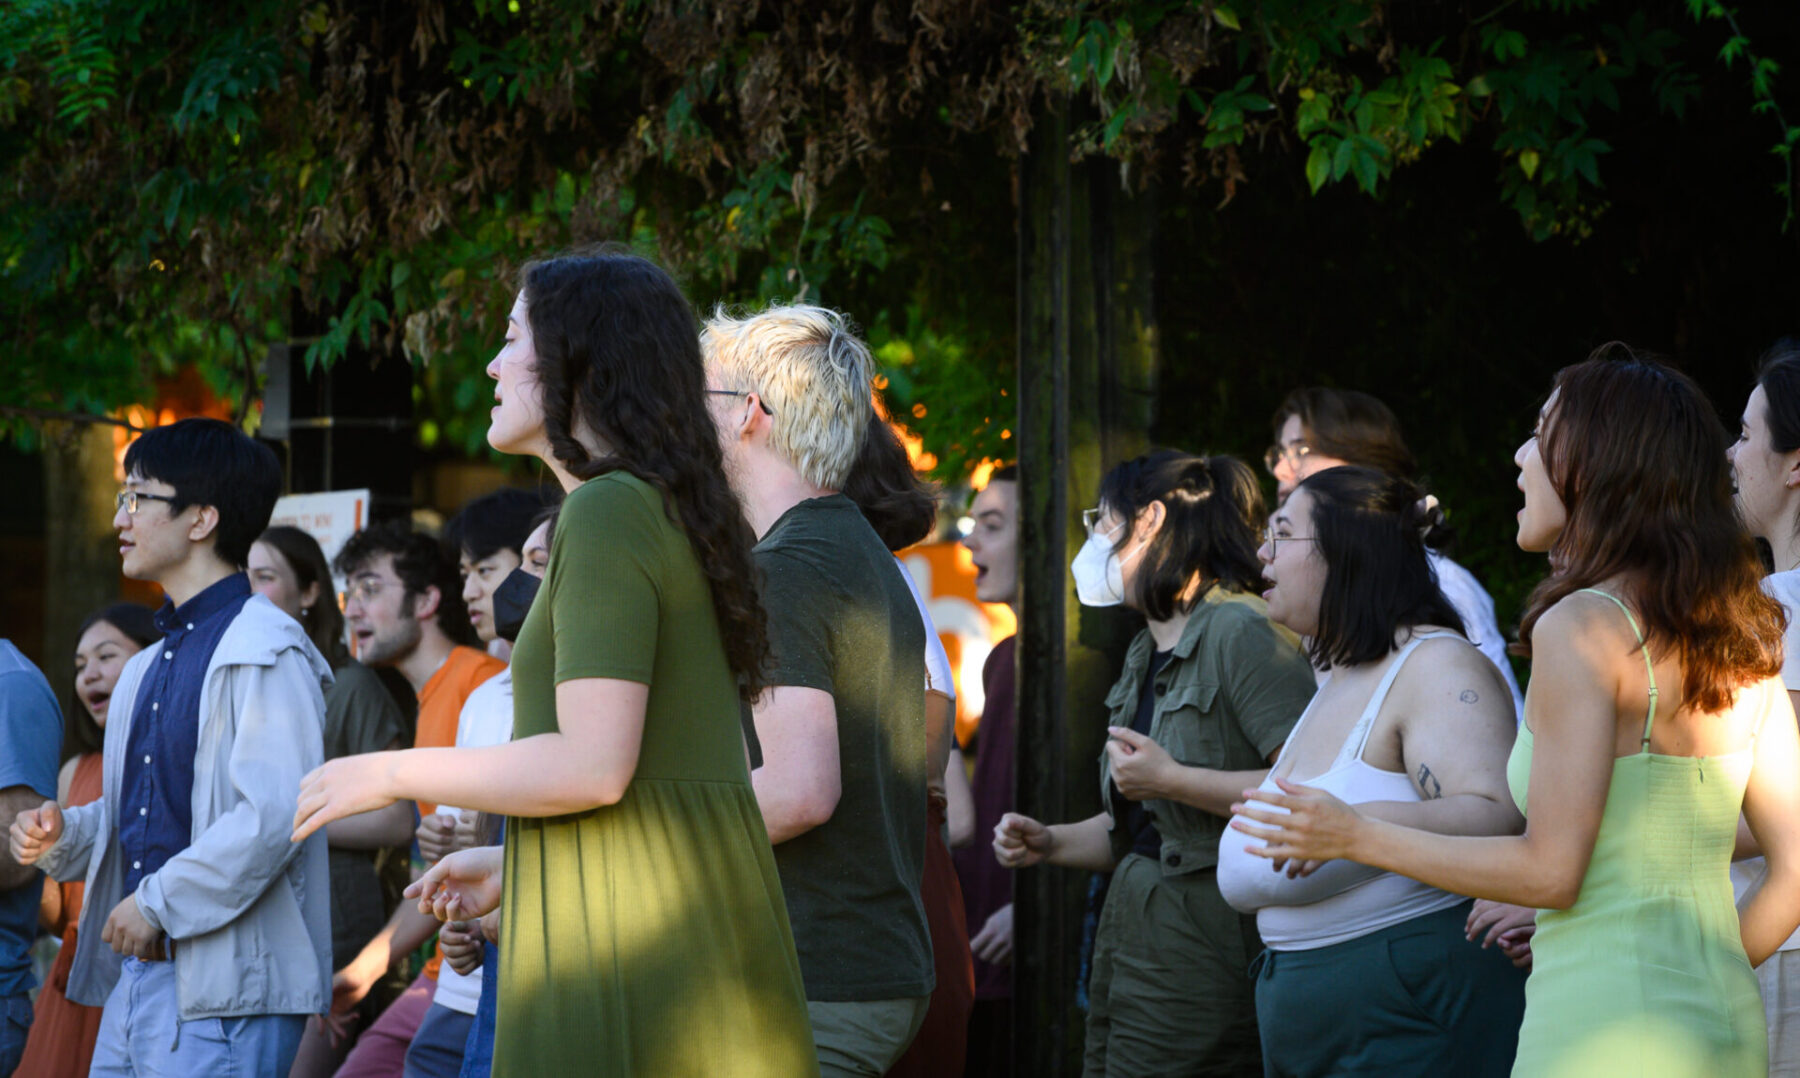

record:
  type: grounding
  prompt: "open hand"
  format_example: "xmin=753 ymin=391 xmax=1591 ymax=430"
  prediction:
xmin=1466 ymin=900 xmax=1536 ymax=950
xmin=293 ymin=754 xmax=400 ymax=843
xmin=970 ymin=902 xmax=1014 ymax=965
xmin=994 ymin=813 xmax=1052 ymax=870
xmin=1104 ymin=727 xmax=1174 ymax=802
xmin=1466 ymin=899 xmax=1538 ymax=969
xmin=11 ymin=801 xmax=63 ymax=865
xmin=405 ymin=845 xmax=504 ymax=922
xmin=331 ymin=952 xmax=384 ymax=1014
xmin=1229 ymin=776 xmax=1364 ymax=862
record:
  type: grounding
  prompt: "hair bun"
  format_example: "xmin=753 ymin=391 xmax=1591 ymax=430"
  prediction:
xmin=1409 ymin=493 xmax=1451 ymax=547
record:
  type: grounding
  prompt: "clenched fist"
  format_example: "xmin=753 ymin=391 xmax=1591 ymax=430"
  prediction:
xmin=10 ymin=801 xmax=63 ymax=866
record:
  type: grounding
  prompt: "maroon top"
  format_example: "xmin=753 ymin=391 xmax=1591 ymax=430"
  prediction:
xmin=952 ymin=634 xmax=1017 ymax=1000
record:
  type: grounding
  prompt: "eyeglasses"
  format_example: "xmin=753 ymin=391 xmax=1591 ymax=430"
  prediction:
xmin=1080 ymin=507 xmax=1131 ymax=537
xmin=116 ymin=490 xmax=179 ymax=516
xmin=1263 ymin=441 xmax=1313 ymax=476
xmin=1267 ymin=533 xmax=1318 ymax=556
xmin=706 ymin=389 xmax=774 ymax=416
xmin=345 ymin=576 xmax=404 ymax=605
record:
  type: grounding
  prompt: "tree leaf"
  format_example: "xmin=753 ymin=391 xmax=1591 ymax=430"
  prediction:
xmin=1305 ymin=144 xmax=1331 ymax=193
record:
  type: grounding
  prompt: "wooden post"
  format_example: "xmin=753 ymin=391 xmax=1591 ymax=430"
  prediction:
xmin=1014 ymin=112 xmax=1161 ymax=1076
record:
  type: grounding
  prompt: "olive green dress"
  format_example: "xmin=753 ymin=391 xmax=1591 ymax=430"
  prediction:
xmin=1506 ymin=589 xmax=1769 ymax=1077
xmin=495 ymin=472 xmax=817 ymax=1077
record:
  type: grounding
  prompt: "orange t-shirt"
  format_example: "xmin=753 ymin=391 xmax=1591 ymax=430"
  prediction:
xmin=412 ymin=645 xmax=505 ymax=981
xmin=413 ymin=645 xmax=507 ymax=817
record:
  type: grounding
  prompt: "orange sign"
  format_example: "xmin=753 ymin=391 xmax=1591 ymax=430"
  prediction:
xmin=898 ymin=540 xmax=1016 ymax=747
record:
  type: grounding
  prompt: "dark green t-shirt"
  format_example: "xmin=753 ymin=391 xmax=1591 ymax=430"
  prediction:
xmin=754 ymin=494 xmax=933 ymax=1001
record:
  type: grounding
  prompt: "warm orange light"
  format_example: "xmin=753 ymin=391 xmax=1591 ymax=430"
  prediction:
xmin=110 ymin=368 xmax=235 ymax=479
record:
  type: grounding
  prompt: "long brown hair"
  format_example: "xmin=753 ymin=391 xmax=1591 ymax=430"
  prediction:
xmin=1518 ymin=346 xmax=1783 ymax=712
xmin=523 ymin=249 xmax=770 ymax=701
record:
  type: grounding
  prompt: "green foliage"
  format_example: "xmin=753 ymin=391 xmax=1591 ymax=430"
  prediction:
xmin=0 ymin=0 xmax=1790 ymax=484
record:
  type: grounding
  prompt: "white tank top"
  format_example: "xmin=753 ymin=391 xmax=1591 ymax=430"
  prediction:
xmin=1216 ymin=632 xmax=1467 ymax=950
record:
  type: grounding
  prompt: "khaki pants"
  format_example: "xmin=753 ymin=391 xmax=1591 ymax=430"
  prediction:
xmin=1084 ymin=855 xmax=1263 ymax=1077
xmin=808 ymin=996 xmax=931 ymax=1078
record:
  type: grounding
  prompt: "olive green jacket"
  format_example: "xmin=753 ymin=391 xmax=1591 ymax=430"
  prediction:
xmin=1099 ymin=588 xmax=1316 ymax=877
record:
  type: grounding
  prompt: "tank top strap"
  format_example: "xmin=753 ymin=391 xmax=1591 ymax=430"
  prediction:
xmin=1576 ymin=587 xmax=1658 ymax=751
xmin=1334 ymin=630 xmax=1461 ymax=769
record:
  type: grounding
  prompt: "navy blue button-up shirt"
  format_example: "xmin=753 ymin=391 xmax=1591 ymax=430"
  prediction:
xmin=120 ymin=573 xmax=252 ymax=895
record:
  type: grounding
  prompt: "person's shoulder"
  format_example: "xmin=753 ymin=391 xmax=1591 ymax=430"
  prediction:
xmin=1206 ymin=590 xmax=1288 ymax=644
xmin=566 ymin=470 xmax=661 ymax=514
xmin=329 ymin=660 xmax=383 ymax=692
xmin=459 ymin=666 xmax=513 ymax=718
xmin=559 ymin=471 xmax=674 ymax=547
xmin=0 ymin=640 xmax=53 ymax=690
xmin=1395 ymin=630 xmax=1502 ymax=692
xmin=1763 ymin=570 xmax=1800 ymax=613
xmin=1533 ymin=588 xmax=1641 ymax=660
xmin=450 ymin=646 xmax=508 ymax=690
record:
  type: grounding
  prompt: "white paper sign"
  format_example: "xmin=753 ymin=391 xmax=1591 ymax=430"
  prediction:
xmin=269 ymin=489 xmax=372 ymax=569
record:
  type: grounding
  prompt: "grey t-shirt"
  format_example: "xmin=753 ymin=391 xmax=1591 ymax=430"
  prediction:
xmin=754 ymin=494 xmax=933 ymax=1001
xmin=322 ymin=660 xmax=404 ymax=968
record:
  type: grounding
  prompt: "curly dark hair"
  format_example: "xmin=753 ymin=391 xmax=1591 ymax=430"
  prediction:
xmin=522 ymin=249 xmax=770 ymax=700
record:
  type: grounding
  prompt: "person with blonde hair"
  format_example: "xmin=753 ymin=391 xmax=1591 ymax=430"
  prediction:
xmin=704 ymin=304 xmax=935 ymax=1076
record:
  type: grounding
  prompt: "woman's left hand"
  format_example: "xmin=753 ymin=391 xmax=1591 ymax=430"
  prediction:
xmin=1105 ymin=726 xmax=1175 ymax=802
xmin=292 ymin=753 xmax=400 ymax=843
xmin=1229 ymin=776 xmax=1364 ymax=862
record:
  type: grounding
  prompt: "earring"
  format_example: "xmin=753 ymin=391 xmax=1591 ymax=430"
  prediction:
xmin=300 ymin=606 xmax=311 ymax=617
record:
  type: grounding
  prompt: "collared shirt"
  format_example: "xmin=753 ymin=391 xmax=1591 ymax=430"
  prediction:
xmin=120 ymin=573 xmax=253 ymax=895
xmin=1099 ymin=587 xmax=1316 ymax=876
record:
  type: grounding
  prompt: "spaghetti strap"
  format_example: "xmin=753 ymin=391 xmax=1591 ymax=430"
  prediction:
xmin=1577 ymin=587 xmax=1659 ymax=750
xmin=1336 ymin=630 xmax=1461 ymax=770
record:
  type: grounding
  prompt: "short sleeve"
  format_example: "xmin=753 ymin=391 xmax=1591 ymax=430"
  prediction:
xmin=1218 ymin=614 xmax=1317 ymax=761
xmin=325 ymin=662 xmax=404 ymax=758
xmin=0 ymin=667 xmax=63 ymax=800
xmin=758 ymin=551 xmax=836 ymax=693
xmin=548 ymin=477 xmax=668 ymax=686
xmin=896 ymin=559 xmax=955 ymax=699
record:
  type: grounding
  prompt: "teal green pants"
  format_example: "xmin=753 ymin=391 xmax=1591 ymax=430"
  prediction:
xmin=1253 ymin=900 xmax=1527 ymax=1077
xmin=1083 ymin=855 xmax=1263 ymax=1077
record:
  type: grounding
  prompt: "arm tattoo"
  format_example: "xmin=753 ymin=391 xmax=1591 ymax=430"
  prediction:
xmin=1416 ymin=764 xmax=1444 ymax=800
xmin=1459 ymin=689 xmax=1479 ymax=704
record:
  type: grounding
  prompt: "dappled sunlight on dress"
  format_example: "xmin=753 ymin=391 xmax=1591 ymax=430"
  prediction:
xmin=494 ymin=473 xmax=816 ymax=1077
xmin=1506 ymin=591 xmax=1771 ymax=1078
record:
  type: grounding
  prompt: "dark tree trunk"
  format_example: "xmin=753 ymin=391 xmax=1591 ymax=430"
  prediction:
xmin=1013 ymin=104 xmax=1160 ymax=1076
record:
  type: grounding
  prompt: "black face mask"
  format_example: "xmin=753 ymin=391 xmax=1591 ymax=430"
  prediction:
xmin=491 ymin=568 xmax=541 ymax=644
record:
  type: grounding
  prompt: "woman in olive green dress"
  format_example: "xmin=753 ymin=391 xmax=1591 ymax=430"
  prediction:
xmin=292 ymin=252 xmax=817 ymax=1077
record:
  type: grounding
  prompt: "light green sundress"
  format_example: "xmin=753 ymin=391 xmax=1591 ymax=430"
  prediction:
xmin=1506 ymin=588 xmax=1770 ymax=1077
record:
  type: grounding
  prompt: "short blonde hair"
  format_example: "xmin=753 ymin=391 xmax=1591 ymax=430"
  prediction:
xmin=702 ymin=304 xmax=874 ymax=490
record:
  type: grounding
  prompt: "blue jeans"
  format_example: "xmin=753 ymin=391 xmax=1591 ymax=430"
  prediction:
xmin=457 ymin=942 xmax=499 ymax=1078
xmin=404 ymin=1002 xmax=473 ymax=1078
xmin=0 ymin=991 xmax=32 ymax=1075
xmin=90 ymin=958 xmax=304 ymax=1077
